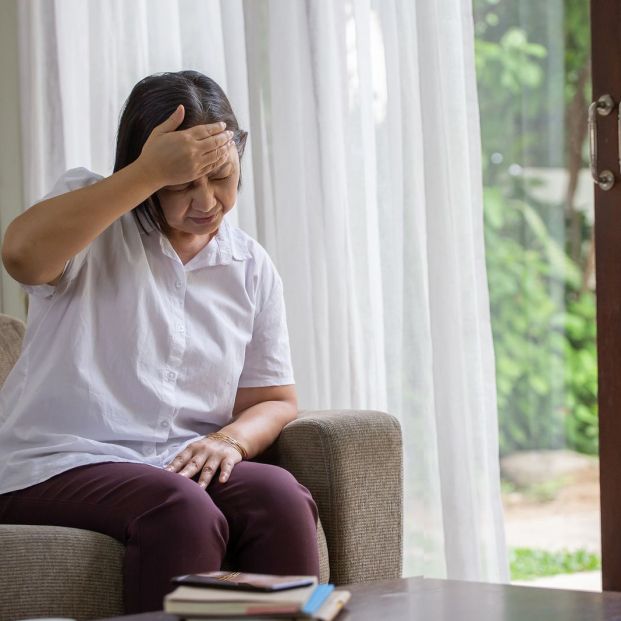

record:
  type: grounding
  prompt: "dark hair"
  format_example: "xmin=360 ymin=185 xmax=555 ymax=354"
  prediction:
xmin=113 ymin=70 xmax=248 ymax=235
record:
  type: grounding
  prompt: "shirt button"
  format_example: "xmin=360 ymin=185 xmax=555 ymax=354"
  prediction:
xmin=160 ymin=420 xmax=170 ymax=429
xmin=176 ymin=324 xmax=185 ymax=332
xmin=167 ymin=371 xmax=176 ymax=380
xmin=175 ymin=281 xmax=183 ymax=289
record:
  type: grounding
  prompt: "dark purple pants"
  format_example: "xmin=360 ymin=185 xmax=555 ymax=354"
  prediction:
xmin=0 ymin=460 xmax=320 ymax=613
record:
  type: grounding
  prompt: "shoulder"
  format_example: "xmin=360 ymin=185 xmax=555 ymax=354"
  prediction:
xmin=40 ymin=166 xmax=104 ymax=202
xmin=225 ymin=220 xmax=274 ymax=271
xmin=224 ymin=221 xmax=283 ymax=309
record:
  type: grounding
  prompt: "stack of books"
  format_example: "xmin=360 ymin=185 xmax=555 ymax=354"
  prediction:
xmin=164 ymin=571 xmax=351 ymax=620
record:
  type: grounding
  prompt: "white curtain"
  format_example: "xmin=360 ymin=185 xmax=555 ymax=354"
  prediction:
xmin=15 ymin=0 xmax=508 ymax=581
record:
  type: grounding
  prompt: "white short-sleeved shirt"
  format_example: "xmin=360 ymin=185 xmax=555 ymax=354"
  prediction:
xmin=0 ymin=167 xmax=295 ymax=494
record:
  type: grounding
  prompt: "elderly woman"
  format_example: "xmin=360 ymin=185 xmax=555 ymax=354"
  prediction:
xmin=0 ymin=70 xmax=320 ymax=614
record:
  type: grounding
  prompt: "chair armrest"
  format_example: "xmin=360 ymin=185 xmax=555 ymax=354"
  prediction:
xmin=271 ymin=409 xmax=403 ymax=585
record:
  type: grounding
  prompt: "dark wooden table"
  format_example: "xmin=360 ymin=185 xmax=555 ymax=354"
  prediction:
xmin=96 ymin=576 xmax=621 ymax=621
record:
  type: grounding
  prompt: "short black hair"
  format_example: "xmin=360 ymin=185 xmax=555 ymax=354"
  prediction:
xmin=113 ymin=70 xmax=248 ymax=234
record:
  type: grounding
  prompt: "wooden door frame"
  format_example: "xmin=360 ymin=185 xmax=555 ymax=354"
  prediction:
xmin=591 ymin=0 xmax=621 ymax=592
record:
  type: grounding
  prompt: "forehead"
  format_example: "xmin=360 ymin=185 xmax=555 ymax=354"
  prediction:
xmin=164 ymin=158 xmax=236 ymax=190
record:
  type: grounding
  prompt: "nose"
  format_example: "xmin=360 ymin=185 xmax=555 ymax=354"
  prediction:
xmin=189 ymin=176 xmax=218 ymax=213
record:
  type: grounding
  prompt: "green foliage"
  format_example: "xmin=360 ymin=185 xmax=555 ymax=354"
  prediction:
xmin=563 ymin=293 xmax=598 ymax=454
xmin=484 ymin=184 xmax=595 ymax=454
xmin=475 ymin=29 xmax=547 ymax=93
xmin=564 ymin=0 xmax=590 ymax=102
xmin=510 ymin=547 xmax=600 ymax=580
xmin=475 ymin=29 xmax=548 ymax=180
xmin=484 ymin=178 xmax=598 ymax=455
xmin=475 ymin=0 xmax=597 ymax=456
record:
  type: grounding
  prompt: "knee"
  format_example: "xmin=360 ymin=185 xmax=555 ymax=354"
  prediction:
xmin=247 ymin=465 xmax=318 ymax=523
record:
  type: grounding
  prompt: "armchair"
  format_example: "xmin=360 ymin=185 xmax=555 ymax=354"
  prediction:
xmin=0 ymin=313 xmax=403 ymax=620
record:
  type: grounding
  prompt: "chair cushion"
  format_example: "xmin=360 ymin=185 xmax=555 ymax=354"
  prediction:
xmin=0 ymin=518 xmax=330 ymax=620
xmin=0 ymin=524 xmax=124 ymax=620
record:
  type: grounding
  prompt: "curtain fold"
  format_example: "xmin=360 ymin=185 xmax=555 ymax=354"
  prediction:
xmin=15 ymin=0 xmax=508 ymax=581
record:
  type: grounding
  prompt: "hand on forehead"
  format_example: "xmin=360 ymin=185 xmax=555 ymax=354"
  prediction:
xmin=220 ymin=139 xmax=238 ymax=166
xmin=163 ymin=136 xmax=237 ymax=191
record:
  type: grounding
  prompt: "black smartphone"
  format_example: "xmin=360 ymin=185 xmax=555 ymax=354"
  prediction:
xmin=171 ymin=572 xmax=315 ymax=592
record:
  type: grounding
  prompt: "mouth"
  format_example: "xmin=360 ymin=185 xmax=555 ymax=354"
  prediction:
xmin=189 ymin=209 xmax=221 ymax=225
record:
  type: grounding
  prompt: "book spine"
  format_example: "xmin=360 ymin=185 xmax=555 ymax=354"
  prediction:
xmin=301 ymin=584 xmax=335 ymax=615
xmin=312 ymin=591 xmax=351 ymax=621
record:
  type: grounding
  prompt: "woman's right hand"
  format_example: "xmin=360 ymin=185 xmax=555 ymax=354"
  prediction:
xmin=137 ymin=104 xmax=233 ymax=189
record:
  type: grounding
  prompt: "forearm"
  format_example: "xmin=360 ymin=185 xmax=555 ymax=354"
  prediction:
xmin=219 ymin=400 xmax=297 ymax=460
xmin=1 ymin=159 xmax=161 ymax=285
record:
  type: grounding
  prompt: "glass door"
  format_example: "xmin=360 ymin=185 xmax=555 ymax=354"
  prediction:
xmin=474 ymin=0 xmax=601 ymax=590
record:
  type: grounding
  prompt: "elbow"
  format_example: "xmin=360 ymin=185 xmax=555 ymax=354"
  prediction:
xmin=2 ymin=250 xmax=37 ymax=285
xmin=2 ymin=228 xmax=46 ymax=286
xmin=1 ymin=232 xmax=26 ymax=282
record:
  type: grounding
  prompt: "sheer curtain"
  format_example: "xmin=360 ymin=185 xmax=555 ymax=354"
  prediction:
xmin=16 ymin=0 xmax=508 ymax=581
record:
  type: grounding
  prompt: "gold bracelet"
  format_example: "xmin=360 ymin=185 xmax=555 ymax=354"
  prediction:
xmin=215 ymin=433 xmax=248 ymax=460
xmin=207 ymin=431 xmax=249 ymax=460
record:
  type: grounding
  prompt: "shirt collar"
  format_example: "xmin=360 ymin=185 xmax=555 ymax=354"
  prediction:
xmin=137 ymin=210 xmax=251 ymax=268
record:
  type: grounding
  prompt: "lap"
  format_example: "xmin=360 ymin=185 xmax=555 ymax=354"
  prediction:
xmin=0 ymin=459 xmax=310 ymax=539
xmin=197 ymin=460 xmax=313 ymax=513
xmin=0 ymin=461 xmax=211 ymax=540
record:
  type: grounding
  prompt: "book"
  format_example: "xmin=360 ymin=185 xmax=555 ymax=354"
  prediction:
xmin=164 ymin=573 xmax=335 ymax=618
xmin=182 ymin=589 xmax=352 ymax=621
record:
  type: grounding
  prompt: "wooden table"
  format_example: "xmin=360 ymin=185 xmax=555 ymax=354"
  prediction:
xmin=96 ymin=576 xmax=621 ymax=620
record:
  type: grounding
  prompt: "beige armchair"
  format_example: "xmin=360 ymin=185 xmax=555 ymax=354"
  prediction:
xmin=0 ymin=313 xmax=403 ymax=621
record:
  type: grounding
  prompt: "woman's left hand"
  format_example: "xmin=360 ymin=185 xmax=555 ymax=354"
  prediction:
xmin=164 ymin=436 xmax=243 ymax=488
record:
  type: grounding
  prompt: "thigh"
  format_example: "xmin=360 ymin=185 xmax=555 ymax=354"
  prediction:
xmin=198 ymin=461 xmax=318 ymax=523
xmin=0 ymin=461 xmax=219 ymax=543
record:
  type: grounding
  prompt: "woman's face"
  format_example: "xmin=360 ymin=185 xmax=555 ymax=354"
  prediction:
xmin=156 ymin=140 xmax=240 ymax=244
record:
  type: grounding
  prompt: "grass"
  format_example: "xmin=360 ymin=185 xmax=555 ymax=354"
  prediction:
xmin=510 ymin=547 xmax=601 ymax=581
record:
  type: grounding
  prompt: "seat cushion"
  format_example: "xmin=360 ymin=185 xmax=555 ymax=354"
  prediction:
xmin=0 ymin=519 xmax=330 ymax=620
xmin=0 ymin=524 xmax=125 ymax=621
xmin=0 ymin=314 xmax=25 ymax=388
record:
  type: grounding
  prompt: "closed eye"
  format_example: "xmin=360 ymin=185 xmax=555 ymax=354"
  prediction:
xmin=170 ymin=175 xmax=231 ymax=192
xmin=170 ymin=170 xmax=233 ymax=191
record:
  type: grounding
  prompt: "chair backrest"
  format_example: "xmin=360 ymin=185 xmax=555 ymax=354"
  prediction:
xmin=0 ymin=314 xmax=25 ymax=388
